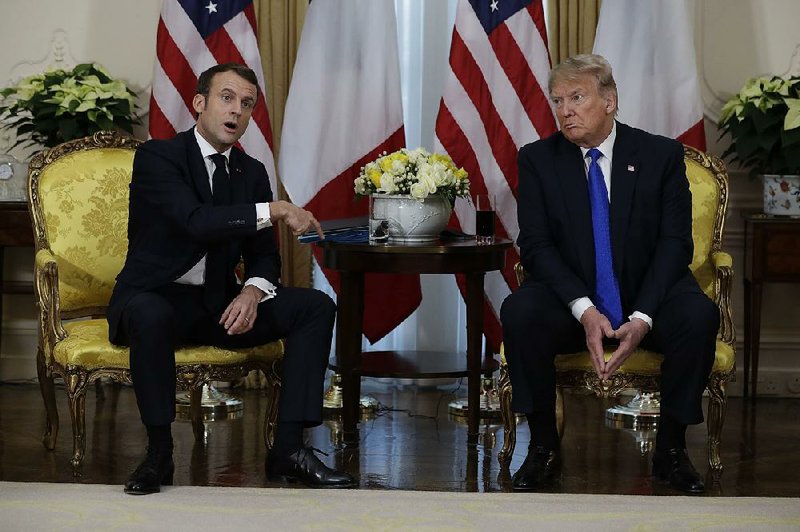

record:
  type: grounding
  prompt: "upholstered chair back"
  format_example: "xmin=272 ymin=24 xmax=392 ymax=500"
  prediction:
xmin=29 ymin=132 xmax=141 ymax=314
xmin=685 ymin=146 xmax=727 ymax=299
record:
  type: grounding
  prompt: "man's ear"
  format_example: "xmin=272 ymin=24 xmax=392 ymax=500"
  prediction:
xmin=605 ymin=94 xmax=617 ymax=114
xmin=192 ymin=93 xmax=205 ymax=114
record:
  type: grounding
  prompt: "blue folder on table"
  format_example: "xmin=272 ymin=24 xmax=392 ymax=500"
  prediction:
xmin=298 ymin=216 xmax=369 ymax=244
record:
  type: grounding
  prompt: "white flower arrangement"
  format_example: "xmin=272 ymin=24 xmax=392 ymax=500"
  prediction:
xmin=354 ymin=147 xmax=470 ymax=202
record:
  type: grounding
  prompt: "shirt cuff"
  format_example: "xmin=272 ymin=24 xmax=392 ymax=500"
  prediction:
xmin=568 ymin=296 xmax=594 ymax=323
xmin=629 ymin=311 xmax=652 ymax=329
xmin=570 ymin=297 xmax=652 ymax=330
xmin=244 ymin=277 xmax=277 ymax=302
xmin=256 ymin=203 xmax=272 ymax=230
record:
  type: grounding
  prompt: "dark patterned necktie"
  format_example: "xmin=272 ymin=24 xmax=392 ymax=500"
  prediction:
xmin=587 ymin=148 xmax=623 ymax=328
xmin=204 ymin=153 xmax=231 ymax=315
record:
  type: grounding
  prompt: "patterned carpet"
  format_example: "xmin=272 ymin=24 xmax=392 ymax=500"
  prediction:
xmin=1 ymin=481 xmax=799 ymax=531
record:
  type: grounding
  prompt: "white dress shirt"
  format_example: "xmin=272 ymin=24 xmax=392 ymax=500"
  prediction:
xmin=567 ymin=123 xmax=652 ymax=329
xmin=173 ymin=129 xmax=277 ymax=302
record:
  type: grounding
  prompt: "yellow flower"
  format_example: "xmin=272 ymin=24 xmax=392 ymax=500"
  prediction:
xmin=429 ymin=153 xmax=453 ymax=167
xmin=380 ymin=152 xmax=408 ymax=173
xmin=369 ymin=168 xmax=382 ymax=188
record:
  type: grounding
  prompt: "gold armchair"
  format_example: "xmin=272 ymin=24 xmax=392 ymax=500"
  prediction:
xmin=28 ymin=131 xmax=284 ymax=469
xmin=498 ymin=145 xmax=736 ymax=473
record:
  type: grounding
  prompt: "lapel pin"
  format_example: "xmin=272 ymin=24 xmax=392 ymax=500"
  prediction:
xmin=627 ymin=165 xmax=635 ymax=172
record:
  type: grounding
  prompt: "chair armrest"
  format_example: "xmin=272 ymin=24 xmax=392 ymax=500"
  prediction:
xmin=34 ymin=249 xmax=68 ymax=364
xmin=711 ymin=250 xmax=732 ymax=270
xmin=711 ymin=250 xmax=735 ymax=344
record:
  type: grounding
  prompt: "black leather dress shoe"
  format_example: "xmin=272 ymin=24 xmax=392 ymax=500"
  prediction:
xmin=124 ymin=447 xmax=175 ymax=495
xmin=267 ymin=447 xmax=356 ymax=488
xmin=652 ymin=448 xmax=705 ymax=494
xmin=511 ymin=446 xmax=561 ymax=491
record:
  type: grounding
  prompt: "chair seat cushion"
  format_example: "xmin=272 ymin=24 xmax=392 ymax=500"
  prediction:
xmin=53 ymin=319 xmax=284 ymax=370
xmin=554 ymin=340 xmax=735 ymax=374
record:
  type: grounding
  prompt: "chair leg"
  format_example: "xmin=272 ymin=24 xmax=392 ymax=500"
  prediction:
xmin=262 ymin=363 xmax=281 ymax=451
xmin=190 ymin=385 xmax=205 ymax=442
xmin=556 ymin=387 xmax=565 ymax=440
xmin=66 ymin=372 xmax=88 ymax=470
xmin=497 ymin=362 xmax=515 ymax=465
xmin=36 ymin=349 xmax=59 ymax=451
xmin=94 ymin=378 xmax=105 ymax=402
xmin=706 ymin=373 xmax=728 ymax=474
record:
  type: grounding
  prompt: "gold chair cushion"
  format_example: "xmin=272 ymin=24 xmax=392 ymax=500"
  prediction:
xmin=555 ymin=340 xmax=734 ymax=374
xmin=685 ymin=157 xmax=720 ymax=298
xmin=53 ymin=320 xmax=284 ymax=370
xmin=500 ymin=340 xmax=734 ymax=375
xmin=37 ymin=148 xmax=134 ymax=312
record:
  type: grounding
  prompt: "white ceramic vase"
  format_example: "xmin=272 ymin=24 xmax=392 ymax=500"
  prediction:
xmin=762 ymin=174 xmax=800 ymax=216
xmin=0 ymin=155 xmax=28 ymax=201
xmin=369 ymin=194 xmax=452 ymax=242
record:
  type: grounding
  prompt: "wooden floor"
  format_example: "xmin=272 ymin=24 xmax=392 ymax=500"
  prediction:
xmin=0 ymin=380 xmax=797 ymax=496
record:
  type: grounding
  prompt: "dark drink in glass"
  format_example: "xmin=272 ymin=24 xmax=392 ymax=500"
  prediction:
xmin=476 ymin=210 xmax=494 ymax=242
xmin=475 ymin=194 xmax=495 ymax=244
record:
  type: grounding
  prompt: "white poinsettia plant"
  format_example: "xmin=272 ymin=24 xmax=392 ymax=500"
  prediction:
xmin=354 ymin=147 xmax=470 ymax=202
xmin=0 ymin=63 xmax=139 ymax=149
xmin=718 ymin=74 xmax=800 ymax=177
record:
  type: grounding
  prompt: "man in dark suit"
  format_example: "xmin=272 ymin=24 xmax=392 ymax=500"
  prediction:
xmin=109 ymin=63 xmax=355 ymax=494
xmin=500 ymin=54 xmax=717 ymax=494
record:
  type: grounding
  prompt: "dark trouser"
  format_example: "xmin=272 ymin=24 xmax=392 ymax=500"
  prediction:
xmin=500 ymin=280 xmax=718 ymax=426
xmin=115 ymin=283 xmax=335 ymax=427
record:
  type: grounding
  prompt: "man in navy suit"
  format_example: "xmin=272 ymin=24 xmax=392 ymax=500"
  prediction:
xmin=109 ymin=63 xmax=355 ymax=494
xmin=501 ymin=55 xmax=717 ymax=494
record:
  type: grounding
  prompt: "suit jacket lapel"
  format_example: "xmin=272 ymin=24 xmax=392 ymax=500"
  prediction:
xmin=185 ymin=128 xmax=213 ymax=204
xmin=610 ymin=123 xmax=638 ymax=275
xmin=555 ymin=137 xmax=595 ymax=283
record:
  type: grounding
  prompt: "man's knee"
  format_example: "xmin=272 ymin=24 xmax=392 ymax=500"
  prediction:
xmin=308 ymin=289 xmax=336 ymax=321
xmin=501 ymin=291 xmax=529 ymax=333
xmin=287 ymin=288 xmax=336 ymax=329
xmin=123 ymin=292 xmax=176 ymax=335
xmin=681 ymin=295 xmax=719 ymax=340
xmin=653 ymin=293 xmax=719 ymax=370
xmin=501 ymin=285 xmax=567 ymax=335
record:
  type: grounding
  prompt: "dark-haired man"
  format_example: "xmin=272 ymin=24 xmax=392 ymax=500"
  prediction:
xmin=108 ymin=63 xmax=355 ymax=494
xmin=501 ymin=54 xmax=717 ymax=494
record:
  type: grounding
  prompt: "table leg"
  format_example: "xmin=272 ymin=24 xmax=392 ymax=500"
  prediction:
xmin=0 ymin=246 xmax=4 ymax=356
xmin=465 ymin=271 xmax=485 ymax=444
xmin=743 ymin=279 xmax=751 ymax=398
xmin=746 ymin=280 xmax=763 ymax=400
xmin=335 ymin=271 xmax=365 ymax=442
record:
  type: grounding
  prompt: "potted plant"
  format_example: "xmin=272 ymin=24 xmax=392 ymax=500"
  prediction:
xmin=718 ymin=74 xmax=800 ymax=215
xmin=0 ymin=62 xmax=139 ymax=151
xmin=354 ymin=147 xmax=470 ymax=242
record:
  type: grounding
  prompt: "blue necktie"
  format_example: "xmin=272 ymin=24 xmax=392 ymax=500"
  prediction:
xmin=587 ymin=148 xmax=623 ymax=328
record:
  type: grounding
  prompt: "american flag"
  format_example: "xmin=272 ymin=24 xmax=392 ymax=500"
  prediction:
xmin=149 ymin=0 xmax=277 ymax=193
xmin=434 ymin=0 xmax=557 ymax=352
